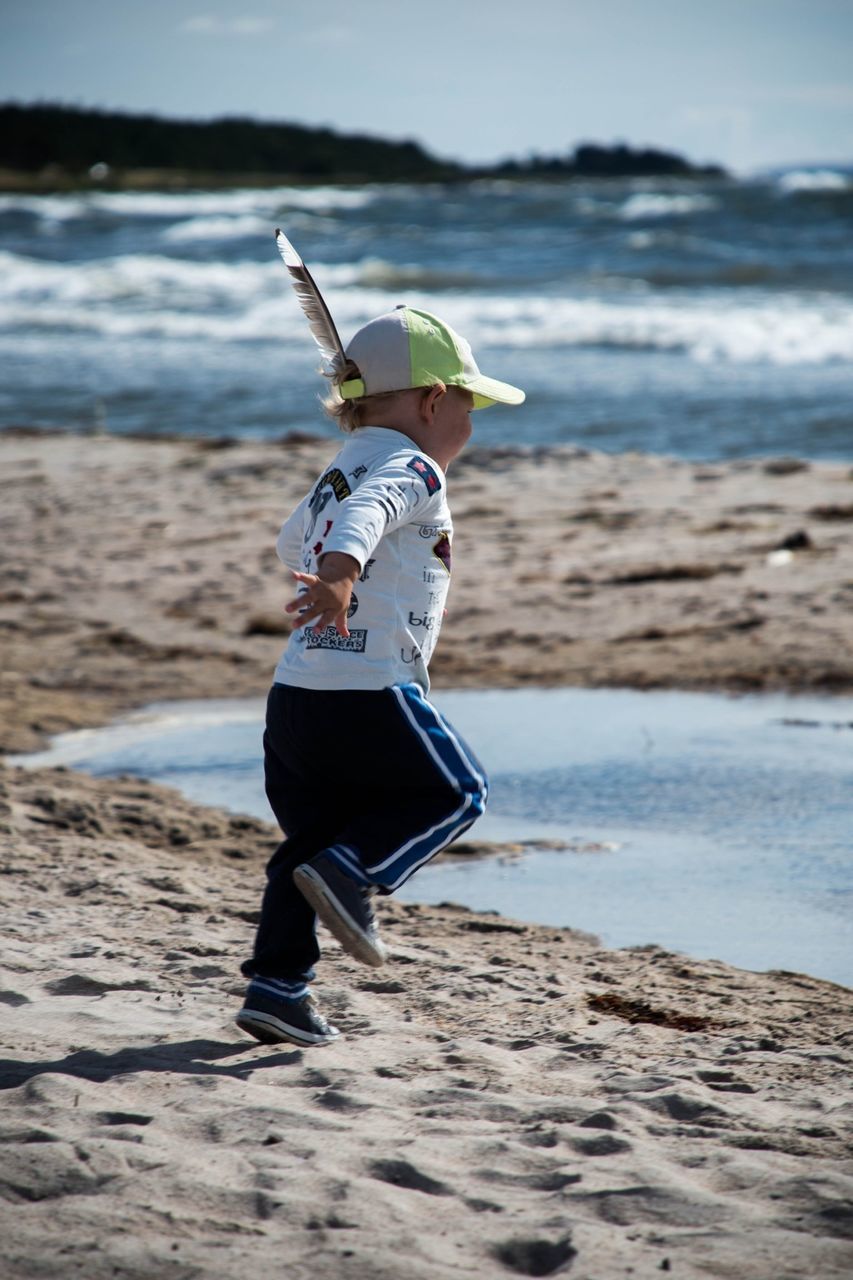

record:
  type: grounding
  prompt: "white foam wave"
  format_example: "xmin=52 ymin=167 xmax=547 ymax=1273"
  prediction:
xmin=358 ymin=291 xmax=853 ymax=367
xmin=9 ymin=292 xmax=853 ymax=366
xmin=161 ymin=214 xmax=273 ymax=243
xmin=2 ymin=250 xmax=851 ymax=365
xmin=94 ymin=185 xmax=381 ymax=217
xmin=0 ymin=250 xmax=441 ymax=308
xmin=0 ymin=194 xmax=90 ymax=221
xmin=776 ymin=169 xmax=849 ymax=194
xmin=0 ymin=184 xmax=381 ymax=223
xmin=573 ymin=191 xmax=718 ymax=221
xmin=465 ymin=294 xmax=853 ymax=365
xmin=618 ymin=192 xmax=718 ymax=220
xmin=0 ymin=249 xmax=278 ymax=307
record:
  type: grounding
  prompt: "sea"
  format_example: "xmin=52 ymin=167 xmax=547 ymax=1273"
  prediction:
xmin=1 ymin=168 xmax=852 ymax=458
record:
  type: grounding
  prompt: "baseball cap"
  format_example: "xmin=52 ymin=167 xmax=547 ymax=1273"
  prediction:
xmin=339 ymin=306 xmax=525 ymax=410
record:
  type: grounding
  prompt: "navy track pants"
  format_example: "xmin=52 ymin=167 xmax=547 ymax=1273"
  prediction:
xmin=242 ymin=682 xmax=488 ymax=981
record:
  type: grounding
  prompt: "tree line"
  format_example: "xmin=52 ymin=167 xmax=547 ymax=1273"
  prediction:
xmin=0 ymin=103 xmax=725 ymax=185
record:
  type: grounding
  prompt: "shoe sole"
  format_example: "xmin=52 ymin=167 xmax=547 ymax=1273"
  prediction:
xmin=293 ymin=864 xmax=387 ymax=968
xmin=236 ymin=1008 xmax=339 ymax=1047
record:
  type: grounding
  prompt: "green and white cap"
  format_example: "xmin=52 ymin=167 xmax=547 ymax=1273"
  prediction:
xmin=339 ymin=306 xmax=525 ymax=410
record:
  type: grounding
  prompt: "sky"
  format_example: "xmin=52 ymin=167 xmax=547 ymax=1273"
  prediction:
xmin=2 ymin=0 xmax=852 ymax=173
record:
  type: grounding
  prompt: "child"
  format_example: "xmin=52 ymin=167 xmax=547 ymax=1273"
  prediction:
xmin=237 ymin=304 xmax=524 ymax=1046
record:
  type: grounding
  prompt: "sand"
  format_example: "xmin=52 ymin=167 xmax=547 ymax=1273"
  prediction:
xmin=1 ymin=429 xmax=852 ymax=1278
xmin=1 ymin=430 xmax=852 ymax=755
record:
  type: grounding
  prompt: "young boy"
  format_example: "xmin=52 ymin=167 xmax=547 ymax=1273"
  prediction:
xmin=237 ymin=305 xmax=525 ymax=1046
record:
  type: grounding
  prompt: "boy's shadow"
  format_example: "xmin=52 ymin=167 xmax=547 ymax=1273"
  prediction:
xmin=0 ymin=1038 xmax=302 ymax=1091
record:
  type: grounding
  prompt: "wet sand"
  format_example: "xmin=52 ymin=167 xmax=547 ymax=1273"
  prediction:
xmin=1 ymin=429 xmax=852 ymax=1277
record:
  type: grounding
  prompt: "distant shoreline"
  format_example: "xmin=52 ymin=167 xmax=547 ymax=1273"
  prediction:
xmin=0 ymin=166 xmax=396 ymax=193
xmin=0 ymin=101 xmax=726 ymax=191
xmin=0 ymin=164 xmax=731 ymax=195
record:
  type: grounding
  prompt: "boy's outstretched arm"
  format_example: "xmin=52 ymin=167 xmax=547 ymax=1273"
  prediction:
xmin=285 ymin=551 xmax=360 ymax=637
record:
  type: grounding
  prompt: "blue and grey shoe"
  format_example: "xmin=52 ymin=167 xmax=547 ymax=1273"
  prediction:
xmin=293 ymin=850 xmax=386 ymax=968
xmin=236 ymin=977 xmax=340 ymax=1047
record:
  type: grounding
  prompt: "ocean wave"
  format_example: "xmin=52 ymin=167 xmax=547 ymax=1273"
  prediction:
xmin=161 ymin=214 xmax=274 ymax=243
xmin=617 ymin=192 xmax=718 ymax=220
xmin=0 ymin=297 xmax=292 ymax=342
xmin=6 ymin=301 xmax=852 ymax=366
xmin=0 ymin=250 xmax=278 ymax=307
xmin=2 ymin=249 xmax=851 ymax=365
xmin=0 ymin=194 xmax=91 ymax=221
xmin=0 ymin=249 xmax=484 ymax=306
xmin=0 ymin=185 xmax=381 ymax=223
xmin=776 ymin=169 xmax=850 ymax=194
xmin=460 ymin=294 xmax=853 ymax=365
xmin=573 ymin=191 xmax=718 ymax=221
xmin=92 ymin=185 xmax=381 ymax=217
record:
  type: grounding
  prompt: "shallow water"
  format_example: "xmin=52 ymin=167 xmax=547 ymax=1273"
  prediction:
xmin=13 ymin=687 xmax=852 ymax=985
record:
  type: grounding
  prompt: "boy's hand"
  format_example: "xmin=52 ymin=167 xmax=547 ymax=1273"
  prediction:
xmin=286 ymin=552 xmax=360 ymax=636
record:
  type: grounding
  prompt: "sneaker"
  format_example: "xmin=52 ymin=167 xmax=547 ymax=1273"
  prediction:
xmin=236 ymin=979 xmax=339 ymax=1047
xmin=293 ymin=851 xmax=387 ymax=968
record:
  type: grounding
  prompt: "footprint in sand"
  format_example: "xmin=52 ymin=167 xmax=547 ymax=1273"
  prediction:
xmin=0 ymin=990 xmax=30 ymax=1007
xmin=569 ymin=1132 xmax=632 ymax=1156
xmin=312 ymin=1089 xmax=370 ymax=1113
xmin=477 ymin=1167 xmax=582 ymax=1192
xmin=490 ymin=1235 xmax=577 ymax=1277
xmin=0 ymin=1141 xmax=127 ymax=1203
xmin=368 ymin=1157 xmax=453 ymax=1197
xmin=44 ymin=974 xmax=154 ymax=995
xmin=577 ymin=1109 xmax=618 ymax=1129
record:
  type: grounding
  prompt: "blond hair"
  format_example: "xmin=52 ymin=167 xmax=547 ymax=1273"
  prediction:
xmin=322 ymin=360 xmax=438 ymax=433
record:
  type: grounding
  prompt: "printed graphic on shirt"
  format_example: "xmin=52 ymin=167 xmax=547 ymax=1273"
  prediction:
xmin=320 ymin=467 xmax=352 ymax=501
xmin=305 ymin=627 xmax=367 ymax=653
xmin=305 ymin=467 xmax=351 ymax=542
xmin=359 ymin=558 xmax=375 ymax=582
xmin=305 ymin=489 xmax=332 ymax=544
xmin=349 ymin=464 xmax=368 ymax=480
xmin=407 ymin=456 xmax=442 ymax=495
xmin=408 ymin=610 xmax=437 ymax=631
xmin=418 ymin=523 xmax=445 ymax=539
xmin=432 ymin=531 xmax=452 ymax=574
xmin=347 ymin=592 xmax=359 ymax=618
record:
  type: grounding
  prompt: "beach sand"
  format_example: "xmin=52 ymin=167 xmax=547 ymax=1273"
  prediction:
xmin=2 ymin=430 xmax=852 ymax=755
xmin=1 ymin=430 xmax=852 ymax=1277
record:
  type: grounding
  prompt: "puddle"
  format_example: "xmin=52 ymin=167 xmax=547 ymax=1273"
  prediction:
xmin=12 ymin=687 xmax=853 ymax=986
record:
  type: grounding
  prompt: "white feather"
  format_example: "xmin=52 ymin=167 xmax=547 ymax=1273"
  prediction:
xmin=274 ymin=228 xmax=346 ymax=374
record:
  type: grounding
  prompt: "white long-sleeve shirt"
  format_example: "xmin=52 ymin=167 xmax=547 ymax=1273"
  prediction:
xmin=273 ymin=427 xmax=453 ymax=694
